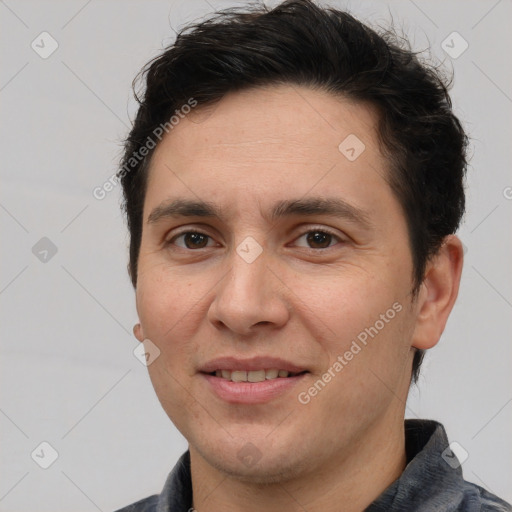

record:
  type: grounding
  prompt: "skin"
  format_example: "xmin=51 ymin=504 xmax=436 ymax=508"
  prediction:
xmin=133 ymin=84 xmax=463 ymax=512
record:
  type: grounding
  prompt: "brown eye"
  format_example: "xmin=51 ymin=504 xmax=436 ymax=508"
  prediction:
xmin=170 ymin=231 xmax=214 ymax=249
xmin=306 ymin=231 xmax=333 ymax=249
xmin=184 ymin=233 xmax=209 ymax=249
xmin=292 ymin=229 xmax=341 ymax=250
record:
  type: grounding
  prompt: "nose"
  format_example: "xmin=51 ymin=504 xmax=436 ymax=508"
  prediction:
xmin=207 ymin=247 xmax=291 ymax=336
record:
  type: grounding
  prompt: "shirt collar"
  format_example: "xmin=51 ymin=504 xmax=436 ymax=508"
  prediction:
xmin=366 ymin=419 xmax=467 ymax=510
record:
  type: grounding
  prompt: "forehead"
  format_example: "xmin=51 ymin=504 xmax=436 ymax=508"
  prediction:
xmin=145 ymin=84 xmax=393 ymax=221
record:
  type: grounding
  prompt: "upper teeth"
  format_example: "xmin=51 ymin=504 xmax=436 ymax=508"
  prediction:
xmin=214 ymin=369 xmax=293 ymax=382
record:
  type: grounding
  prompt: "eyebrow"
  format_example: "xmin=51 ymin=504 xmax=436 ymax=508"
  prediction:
xmin=147 ymin=197 xmax=374 ymax=230
xmin=147 ymin=199 xmax=222 ymax=224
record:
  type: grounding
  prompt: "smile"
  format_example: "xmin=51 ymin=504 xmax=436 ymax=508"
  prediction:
xmin=209 ymin=369 xmax=305 ymax=382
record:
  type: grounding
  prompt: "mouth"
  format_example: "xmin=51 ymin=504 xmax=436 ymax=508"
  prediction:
xmin=205 ymin=369 xmax=307 ymax=382
xmin=199 ymin=357 xmax=309 ymax=404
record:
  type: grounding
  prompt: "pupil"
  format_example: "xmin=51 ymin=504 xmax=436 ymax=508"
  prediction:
xmin=307 ymin=231 xmax=331 ymax=248
xmin=185 ymin=233 xmax=207 ymax=249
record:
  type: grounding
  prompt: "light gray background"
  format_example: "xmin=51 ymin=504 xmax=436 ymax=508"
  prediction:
xmin=1 ymin=0 xmax=511 ymax=510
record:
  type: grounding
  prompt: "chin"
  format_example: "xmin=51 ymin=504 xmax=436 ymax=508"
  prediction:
xmin=194 ymin=437 xmax=312 ymax=485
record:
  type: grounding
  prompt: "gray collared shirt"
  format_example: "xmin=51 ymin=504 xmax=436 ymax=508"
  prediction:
xmin=115 ymin=419 xmax=511 ymax=511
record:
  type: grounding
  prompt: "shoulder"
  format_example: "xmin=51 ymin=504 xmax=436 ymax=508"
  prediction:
xmin=461 ymin=481 xmax=512 ymax=512
xmin=113 ymin=494 xmax=159 ymax=512
xmin=113 ymin=451 xmax=192 ymax=512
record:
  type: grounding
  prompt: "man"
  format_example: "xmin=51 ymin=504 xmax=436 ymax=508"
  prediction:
xmin=115 ymin=0 xmax=511 ymax=510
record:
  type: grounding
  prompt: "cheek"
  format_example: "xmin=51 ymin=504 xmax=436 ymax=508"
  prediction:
xmin=136 ymin=267 xmax=198 ymax=336
xmin=298 ymin=302 xmax=414 ymax=430
xmin=138 ymin=274 xmax=202 ymax=418
xmin=293 ymin=268 xmax=414 ymax=393
xmin=294 ymin=268 xmax=402 ymax=340
xmin=145 ymin=358 xmax=198 ymax=438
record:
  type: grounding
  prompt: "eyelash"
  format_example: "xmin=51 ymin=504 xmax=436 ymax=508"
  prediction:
xmin=166 ymin=227 xmax=344 ymax=251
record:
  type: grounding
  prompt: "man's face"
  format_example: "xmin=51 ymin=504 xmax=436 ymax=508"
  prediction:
xmin=135 ymin=85 xmax=421 ymax=482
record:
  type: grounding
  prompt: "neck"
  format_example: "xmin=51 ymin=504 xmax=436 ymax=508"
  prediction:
xmin=190 ymin=416 xmax=407 ymax=512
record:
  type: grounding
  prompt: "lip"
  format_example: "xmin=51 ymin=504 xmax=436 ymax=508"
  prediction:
xmin=199 ymin=356 xmax=309 ymax=404
xmin=201 ymin=372 xmax=308 ymax=404
xmin=199 ymin=356 xmax=307 ymax=374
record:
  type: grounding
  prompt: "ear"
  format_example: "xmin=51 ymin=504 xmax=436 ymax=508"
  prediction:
xmin=411 ymin=235 xmax=464 ymax=350
xmin=133 ymin=322 xmax=145 ymax=343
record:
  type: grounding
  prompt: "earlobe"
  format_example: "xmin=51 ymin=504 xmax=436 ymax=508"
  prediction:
xmin=133 ymin=322 xmax=145 ymax=342
xmin=411 ymin=235 xmax=464 ymax=350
